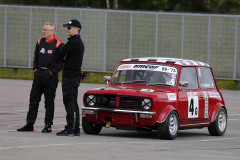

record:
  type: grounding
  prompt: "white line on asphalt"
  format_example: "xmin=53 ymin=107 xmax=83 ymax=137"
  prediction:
xmin=124 ymin=137 xmax=240 ymax=144
xmin=0 ymin=142 xmax=96 ymax=150
xmin=197 ymin=137 xmax=240 ymax=142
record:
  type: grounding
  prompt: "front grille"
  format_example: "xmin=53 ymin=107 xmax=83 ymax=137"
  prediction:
xmin=96 ymin=95 xmax=116 ymax=108
xmin=119 ymin=96 xmax=142 ymax=110
xmin=85 ymin=94 xmax=143 ymax=110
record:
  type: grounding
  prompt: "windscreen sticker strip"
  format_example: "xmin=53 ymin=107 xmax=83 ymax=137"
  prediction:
xmin=117 ymin=64 xmax=177 ymax=74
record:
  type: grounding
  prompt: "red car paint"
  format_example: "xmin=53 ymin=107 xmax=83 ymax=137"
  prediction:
xmin=82 ymin=57 xmax=227 ymax=139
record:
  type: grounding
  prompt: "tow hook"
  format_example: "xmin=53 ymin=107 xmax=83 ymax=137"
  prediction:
xmin=106 ymin=121 xmax=111 ymax=128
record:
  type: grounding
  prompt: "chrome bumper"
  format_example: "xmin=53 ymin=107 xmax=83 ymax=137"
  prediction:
xmin=81 ymin=106 xmax=156 ymax=124
xmin=82 ymin=106 xmax=156 ymax=115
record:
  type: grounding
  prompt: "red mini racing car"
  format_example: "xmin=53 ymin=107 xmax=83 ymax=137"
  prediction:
xmin=82 ymin=57 xmax=227 ymax=139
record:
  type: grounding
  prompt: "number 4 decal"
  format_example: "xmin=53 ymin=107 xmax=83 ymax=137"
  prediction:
xmin=188 ymin=92 xmax=199 ymax=118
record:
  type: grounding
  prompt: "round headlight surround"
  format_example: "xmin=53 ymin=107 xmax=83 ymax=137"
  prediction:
xmin=142 ymin=98 xmax=152 ymax=110
xmin=86 ymin=95 xmax=96 ymax=106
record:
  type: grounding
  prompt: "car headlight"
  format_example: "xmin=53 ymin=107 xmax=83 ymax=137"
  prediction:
xmin=86 ymin=95 xmax=96 ymax=106
xmin=142 ymin=98 xmax=152 ymax=110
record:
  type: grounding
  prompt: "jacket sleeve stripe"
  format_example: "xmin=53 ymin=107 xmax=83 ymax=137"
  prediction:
xmin=55 ymin=39 xmax=63 ymax=48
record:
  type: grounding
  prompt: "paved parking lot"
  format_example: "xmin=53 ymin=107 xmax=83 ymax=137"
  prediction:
xmin=0 ymin=79 xmax=239 ymax=160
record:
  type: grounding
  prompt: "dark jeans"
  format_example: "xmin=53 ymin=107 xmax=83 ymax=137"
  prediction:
xmin=62 ymin=77 xmax=81 ymax=131
xmin=27 ymin=69 xmax=58 ymax=125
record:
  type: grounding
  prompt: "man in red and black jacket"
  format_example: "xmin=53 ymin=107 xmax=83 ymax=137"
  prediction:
xmin=17 ymin=22 xmax=64 ymax=133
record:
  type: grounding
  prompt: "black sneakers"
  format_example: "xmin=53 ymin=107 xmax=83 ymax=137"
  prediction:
xmin=17 ymin=124 xmax=80 ymax=136
xmin=17 ymin=124 xmax=52 ymax=133
xmin=56 ymin=128 xmax=74 ymax=136
xmin=56 ymin=128 xmax=80 ymax=136
xmin=42 ymin=124 xmax=52 ymax=133
xmin=74 ymin=129 xmax=80 ymax=136
xmin=17 ymin=123 xmax=34 ymax=132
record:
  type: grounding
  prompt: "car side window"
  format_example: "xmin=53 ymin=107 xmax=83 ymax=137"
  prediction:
xmin=198 ymin=67 xmax=215 ymax=89
xmin=180 ymin=67 xmax=198 ymax=90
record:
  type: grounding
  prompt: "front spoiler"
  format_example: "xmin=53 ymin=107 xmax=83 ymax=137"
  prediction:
xmin=81 ymin=106 xmax=156 ymax=124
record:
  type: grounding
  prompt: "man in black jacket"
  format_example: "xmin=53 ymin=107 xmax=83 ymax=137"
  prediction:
xmin=56 ymin=19 xmax=84 ymax=136
xmin=17 ymin=22 xmax=64 ymax=133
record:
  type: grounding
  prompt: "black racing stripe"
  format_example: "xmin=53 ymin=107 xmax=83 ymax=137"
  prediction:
xmin=147 ymin=59 xmax=157 ymax=62
xmin=166 ymin=60 xmax=176 ymax=64
xmin=130 ymin=59 xmax=139 ymax=61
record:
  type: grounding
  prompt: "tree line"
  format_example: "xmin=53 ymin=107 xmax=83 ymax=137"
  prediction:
xmin=1 ymin=0 xmax=240 ymax=14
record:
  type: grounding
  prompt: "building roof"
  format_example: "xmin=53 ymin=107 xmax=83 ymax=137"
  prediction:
xmin=122 ymin=57 xmax=210 ymax=67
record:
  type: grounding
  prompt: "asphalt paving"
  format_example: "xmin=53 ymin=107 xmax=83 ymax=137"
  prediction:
xmin=0 ymin=79 xmax=239 ymax=160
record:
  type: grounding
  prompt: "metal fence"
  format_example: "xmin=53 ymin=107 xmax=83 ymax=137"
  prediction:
xmin=0 ymin=4 xmax=240 ymax=80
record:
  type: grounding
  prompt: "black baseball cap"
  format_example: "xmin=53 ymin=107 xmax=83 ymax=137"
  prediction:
xmin=63 ymin=19 xmax=82 ymax=29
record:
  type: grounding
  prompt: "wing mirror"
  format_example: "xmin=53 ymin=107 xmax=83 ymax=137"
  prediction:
xmin=104 ymin=76 xmax=111 ymax=84
xmin=179 ymin=81 xmax=188 ymax=91
xmin=180 ymin=81 xmax=188 ymax=87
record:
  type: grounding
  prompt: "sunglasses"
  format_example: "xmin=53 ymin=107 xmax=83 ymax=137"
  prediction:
xmin=67 ymin=26 xmax=74 ymax=30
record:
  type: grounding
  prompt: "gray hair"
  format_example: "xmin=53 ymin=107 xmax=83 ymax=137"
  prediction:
xmin=44 ymin=22 xmax=56 ymax=32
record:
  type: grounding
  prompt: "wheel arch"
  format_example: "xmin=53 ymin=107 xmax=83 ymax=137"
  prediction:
xmin=210 ymin=103 xmax=227 ymax=123
xmin=156 ymin=105 xmax=178 ymax=123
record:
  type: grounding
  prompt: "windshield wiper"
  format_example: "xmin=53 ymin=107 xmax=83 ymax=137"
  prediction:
xmin=122 ymin=80 xmax=147 ymax=84
xmin=147 ymin=83 xmax=173 ymax=87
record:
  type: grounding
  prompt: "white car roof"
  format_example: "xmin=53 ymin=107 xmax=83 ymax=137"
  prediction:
xmin=122 ymin=57 xmax=210 ymax=67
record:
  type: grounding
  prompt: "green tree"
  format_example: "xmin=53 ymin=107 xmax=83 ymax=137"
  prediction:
xmin=204 ymin=0 xmax=240 ymax=13
xmin=1 ymin=0 xmax=240 ymax=14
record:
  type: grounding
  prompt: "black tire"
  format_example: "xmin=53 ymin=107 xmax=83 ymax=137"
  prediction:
xmin=157 ymin=111 xmax=179 ymax=140
xmin=208 ymin=107 xmax=227 ymax=136
xmin=82 ymin=117 xmax=102 ymax=134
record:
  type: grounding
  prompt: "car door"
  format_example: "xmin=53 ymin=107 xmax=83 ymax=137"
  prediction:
xmin=198 ymin=67 xmax=222 ymax=120
xmin=178 ymin=67 xmax=206 ymax=126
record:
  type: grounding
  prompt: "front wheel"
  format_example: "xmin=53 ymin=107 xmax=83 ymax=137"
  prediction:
xmin=208 ymin=107 xmax=227 ymax=136
xmin=82 ymin=117 xmax=102 ymax=134
xmin=157 ymin=111 xmax=179 ymax=140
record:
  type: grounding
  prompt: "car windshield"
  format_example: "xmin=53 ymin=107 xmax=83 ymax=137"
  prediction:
xmin=111 ymin=63 xmax=178 ymax=87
